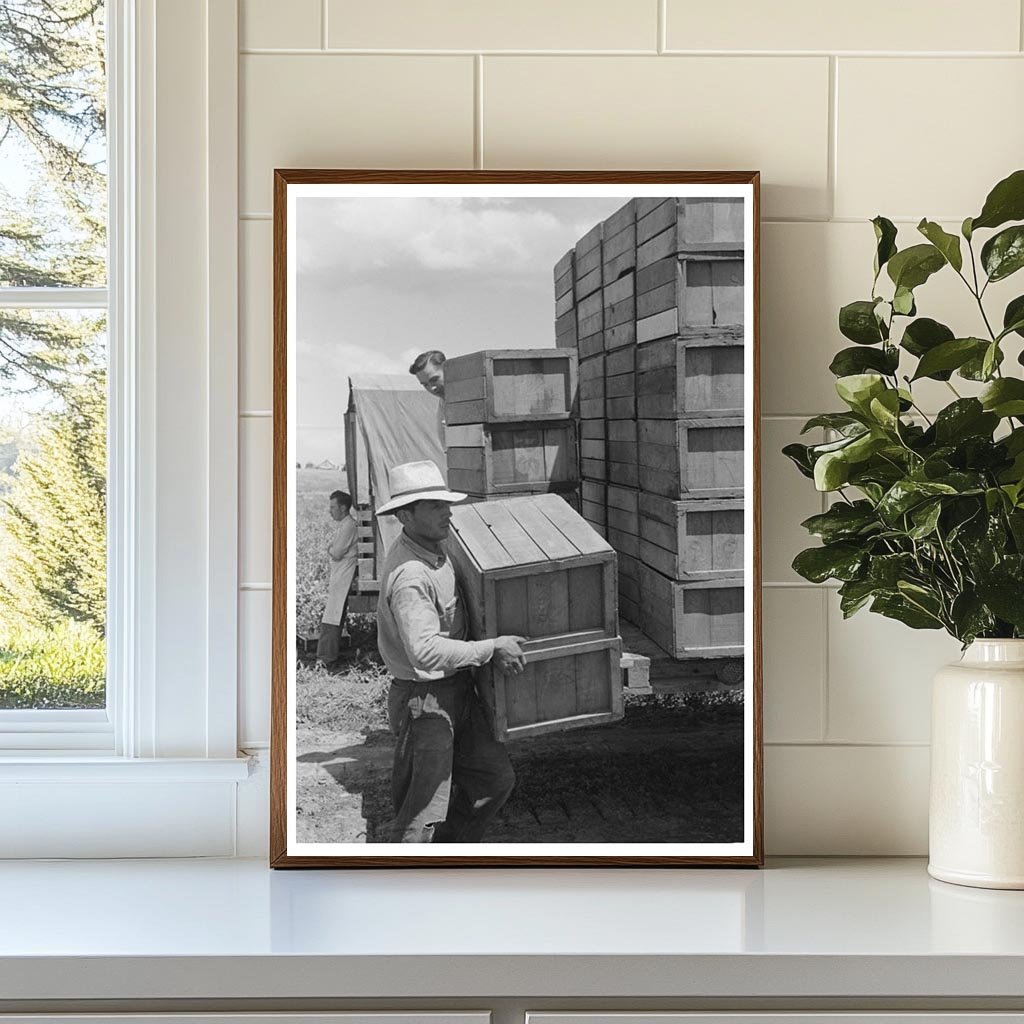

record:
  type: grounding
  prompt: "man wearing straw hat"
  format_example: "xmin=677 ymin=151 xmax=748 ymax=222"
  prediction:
xmin=376 ymin=460 xmax=526 ymax=843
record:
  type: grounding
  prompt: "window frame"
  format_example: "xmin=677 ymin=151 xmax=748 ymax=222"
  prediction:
xmin=0 ymin=0 xmax=243 ymax=781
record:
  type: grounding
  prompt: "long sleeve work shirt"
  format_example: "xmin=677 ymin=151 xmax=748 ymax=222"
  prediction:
xmin=376 ymin=530 xmax=494 ymax=681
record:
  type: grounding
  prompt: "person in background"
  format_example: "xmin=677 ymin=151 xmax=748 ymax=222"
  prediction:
xmin=375 ymin=460 xmax=526 ymax=843
xmin=409 ymin=350 xmax=447 ymax=452
xmin=317 ymin=489 xmax=358 ymax=667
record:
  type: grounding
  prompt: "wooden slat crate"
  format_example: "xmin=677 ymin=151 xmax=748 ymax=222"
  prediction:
xmin=636 ymin=255 xmax=745 ymax=344
xmin=578 ymin=352 xmax=605 ymax=404
xmin=636 ymin=335 xmax=744 ymax=419
xmin=607 ymin=419 xmax=639 ymax=488
xmin=638 ymin=417 xmax=744 ymax=498
xmin=602 ymin=272 xmax=635 ymax=351
xmin=573 ymin=222 xmax=604 ymax=301
xmin=463 ymin=487 xmax=581 ymax=513
xmin=355 ymin=506 xmax=379 ymax=593
xmin=618 ymin=550 xmax=641 ymax=628
xmin=581 ymin=479 xmax=606 ymax=531
xmin=638 ymin=493 xmax=745 ymax=581
xmin=607 ymin=484 xmax=639 ymax=533
xmin=576 ymin=290 xmax=604 ymax=359
xmin=636 ymin=197 xmax=744 ymax=259
xmin=638 ymin=563 xmax=744 ymax=659
xmin=554 ymin=248 xmax=575 ymax=318
xmin=447 ymin=494 xmax=622 ymax=741
xmin=446 ymin=421 xmax=579 ymax=495
xmin=555 ymin=309 xmax=577 ymax=350
xmin=444 ymin=350 xmax=578 ymax=425
xmin=602 ymin=210 xmax=637 ymax=286
xmin=580 ymin=416 xmax=605 ymax=441
xmin=606 ymin=344 xmax=635 ymax=377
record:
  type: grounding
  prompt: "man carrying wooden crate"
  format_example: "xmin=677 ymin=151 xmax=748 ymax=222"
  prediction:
xmin=409 ymin=349 xmax=447 ymax=453
xmin=376 ymin=460 xmax=526 ymax=843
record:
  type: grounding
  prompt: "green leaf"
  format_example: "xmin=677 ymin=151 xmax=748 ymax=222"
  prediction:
xmin=877 ymin=479 xmax=958 ymax=524
xmin=800 ymin=501 xmax=879 ymax=543
xmin=900 ymin=319 xmax=955 ymax=379
xmin=976 ymin=579 xmax=1024 ymax=629
xmin=792 ymin=542 xmax=866 ymax=584
xmin=982 ymin=341 xmax=1001 ymax=381
xmin=981 ymin=225 xmax=1024 ymax=283
xmin=872 ymin=216 xmax=898 ymax=278
xmin=911 ymin=337 xmax=988 ymax=381
xmin=838 ymin=579 xmax=877 ymax=618
xmin=962 ymin=216 xmax=974 ymax=241
xmin=868 ymin=389 xmax=902 ymax=431
xmin=868 ymin=552 xmax=914 ymax=587
xmin=839 ymin=300 xmax=887 ymax=345
xmin=1003 ymin=295 xmax=1024 ymax=340
xmin=971 ymin=169 xmax=1024 ymax=232
xmin=960 ymin=344 xmax=1004 ymax=380
xmin=800 ymin=413 xmax=865 ymax=435
xmin=887 ymin=243 xmax=946 ymax=291
xmin=917 ymin=219 xmax=963 ymax=272
xmin=892 ymin=286 xmax=916 ymax=316
xmin=835 ymin=373 xmax=886 ymax=413
xmin=933 ymin=399 xmax=998 ymax=444
xmin=950 ymin=592 xmax=995 ymax=644
xmin=829 ymin=345 xmax=899 ymax=378
xmin=979 ymin=378 xmax=1024 ymax=418
xmin=814 ymin=450 xmax=851 ymax=491
xmin=782 ymin=442 xmax=815 ymax=479
xmin=908 ymin=500 xmax=942 ymax=539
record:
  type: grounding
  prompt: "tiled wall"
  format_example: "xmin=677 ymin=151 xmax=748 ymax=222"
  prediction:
xmin=236 ymin=0 xmax=1024 ymax=853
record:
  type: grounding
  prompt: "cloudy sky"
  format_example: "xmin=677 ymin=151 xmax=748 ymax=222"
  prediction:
xmin=295 ymin=195 xmax=628 ymax=464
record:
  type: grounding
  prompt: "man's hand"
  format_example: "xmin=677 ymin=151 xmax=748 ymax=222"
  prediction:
xmin=493 ymin=635 xmax=526 ymax=675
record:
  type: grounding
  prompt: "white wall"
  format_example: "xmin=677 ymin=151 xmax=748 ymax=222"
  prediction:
xmin=234 ymin=0 xmax=1024 ymax=855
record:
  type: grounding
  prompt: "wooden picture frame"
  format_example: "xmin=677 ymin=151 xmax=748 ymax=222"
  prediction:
xmin=271 ymin=170 xmax=763 ymax=867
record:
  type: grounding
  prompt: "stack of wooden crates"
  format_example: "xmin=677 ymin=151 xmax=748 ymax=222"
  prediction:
xmin=556 ymin=197 xmax=746 ymax=662
xmin=442 ymin=349 xmax=581 ymax=508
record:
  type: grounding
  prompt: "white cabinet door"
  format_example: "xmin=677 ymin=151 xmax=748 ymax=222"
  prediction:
xmin=528 ymin=1016 xmax=1024 ymax=1024
xmin=0 ymin=1015 xmax=490 ymax=1024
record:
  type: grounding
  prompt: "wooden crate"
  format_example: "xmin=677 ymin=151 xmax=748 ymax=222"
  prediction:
xmin=638 ymin=563 xmax=744 ymax=659
xmin=580 ymin=416 xmax=605 ymax=441
xmin=602 ymin=272 xmax=635 ymax=351
xmin=444 ymin=350 xmax=578 ymax=425
xmin=578 ymin=353 xmax=605 ymax=404
xmin=606 ymin=418 xmax=638 ymax=488
xmin=606 ymin=345 xmax=635 ymax=377
xmin=581 ymin=479 xmax=606 ymax=529
xmin=555 ymin=309 xmax=577 ymax=350
xmin=576 ymin=289 xmax=604 ymax=359
xmin=355 ymin=506 xmax=379 ymax=593
xmin=602 ymin=210 xmax=637 ymax=287
xmin=464 ymin=487 xmax=581 ymax=513
xmin=636 ymin=197 xmax=744 ymax=259
xmin=636 ymin=336 xmax=744 ymax=419
xmin=554 ymin=248 xmax=574 ymax=318
xmin=618 ymin=550 xmax=641 ymax=627
xmin=573 ymin=222 xmax=604 ymax=300
xmin=636 ymin=256 xmax=744 ymax=343
xmin=447 ymin=494 xmax=622 ymax=741
xmin=446 ymin=421 xmax=579 ymax=495
xmin=638 ymin=417 xmax=744 ymax=498
xmin=638 ymin=493 xmax=744 ymax=580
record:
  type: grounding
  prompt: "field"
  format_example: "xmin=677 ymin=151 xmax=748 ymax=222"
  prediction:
xmin=293 ymin=467 xmax=745 ymax=845
xmin=0 ymin=619 xmax=105 ymax=709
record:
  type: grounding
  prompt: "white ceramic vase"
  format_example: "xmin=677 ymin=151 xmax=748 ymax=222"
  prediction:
xmin=929 ymin=639 xmax=1024 ymax=889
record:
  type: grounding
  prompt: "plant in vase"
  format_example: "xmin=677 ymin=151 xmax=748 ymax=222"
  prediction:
xmin=785 ymin=169 xmax=1024 ymax=888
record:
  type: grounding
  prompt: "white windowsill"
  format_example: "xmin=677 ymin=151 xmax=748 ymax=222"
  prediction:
xmin=0 ymin=755 xmax=253 ymax=781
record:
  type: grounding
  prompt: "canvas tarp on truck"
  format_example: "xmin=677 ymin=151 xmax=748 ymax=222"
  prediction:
xmin=346 ymin=373 xmax=445 ymax=561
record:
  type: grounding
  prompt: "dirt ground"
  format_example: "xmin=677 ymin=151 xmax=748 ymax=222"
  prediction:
xmin=295 ymin=626 xmax=745 ymax=845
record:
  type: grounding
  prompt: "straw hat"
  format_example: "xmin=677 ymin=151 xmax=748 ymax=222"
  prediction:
xmin=375 ymin=461 xmax=468 ymax=516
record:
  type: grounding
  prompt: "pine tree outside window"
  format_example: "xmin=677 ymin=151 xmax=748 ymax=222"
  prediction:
xmin=0 ymin=2 xmax=110 ymax=740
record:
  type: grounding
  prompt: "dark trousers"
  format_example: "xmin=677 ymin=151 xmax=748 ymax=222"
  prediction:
xmin=387 ymin=671 xmax=515 ymax=843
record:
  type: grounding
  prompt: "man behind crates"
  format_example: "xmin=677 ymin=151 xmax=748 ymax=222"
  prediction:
xmin=376 ymin=460 xmax=525 ymax=843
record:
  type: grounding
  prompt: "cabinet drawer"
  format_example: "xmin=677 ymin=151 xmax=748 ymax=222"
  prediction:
xmin=0 ymin=1016 xmax=490 ymax=1024
xmin=528 ymin=1016 xmax=1024 ymax=1024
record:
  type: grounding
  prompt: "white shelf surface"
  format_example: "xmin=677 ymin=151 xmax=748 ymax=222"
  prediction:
xmin=2 ymin=857 xmax=1024 ymax=1001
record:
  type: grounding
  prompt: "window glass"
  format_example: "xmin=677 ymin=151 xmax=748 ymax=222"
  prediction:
xmin=0 ymin=1 xmax=107 ymax=711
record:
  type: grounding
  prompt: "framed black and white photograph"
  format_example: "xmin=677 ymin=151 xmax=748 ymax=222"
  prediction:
xmin=270 ymin=170 xmax=762 ymax=867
